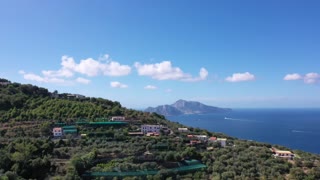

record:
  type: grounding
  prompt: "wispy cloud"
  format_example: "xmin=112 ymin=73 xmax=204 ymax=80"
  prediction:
xmin=182 ymin=68 xmax=209 ymax=82
xmin=134 ymin=61 xmax=208 ymax=82
xmin=110 ymin=81 xmax=128 ymax=88
xmin=19 ymin=71 xmax=66 ymax=84
xmin=165 ymin=89 xmax=173 ymax=93
xmin=284 ymin=72 xmax=320 ymax=84
xmin=144 ymin=85 xmax=157 ymax=90
xmin=76 ymin=77 xmax=91 ymax=84
xmin=225 ymin=72 xmax=255 ymax=82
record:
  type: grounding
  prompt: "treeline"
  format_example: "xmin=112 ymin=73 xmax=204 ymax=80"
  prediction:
xmin=0 ymin=79 xmax=152 ymax=122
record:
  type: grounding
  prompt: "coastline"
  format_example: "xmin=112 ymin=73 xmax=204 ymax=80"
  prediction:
xmin=167 ymin=108 xmax=320 ymax=154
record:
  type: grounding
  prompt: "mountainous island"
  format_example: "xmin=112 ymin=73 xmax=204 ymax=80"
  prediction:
xmin=0 ymin=78 xmax=320 ymax=179
xmin=145 ymin=99 xmax=231 ymax=116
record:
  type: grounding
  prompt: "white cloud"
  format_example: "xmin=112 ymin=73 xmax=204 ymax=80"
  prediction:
xmin=144 ymin=85 xmax=157 ymax=90
xmin=21 ymin=72 xmax=65 ymax=84
xmin=225 ymin=72 xmax=255 ymax=82
xmin=61 ymin=55 xmax=131 ymax=77
xmin=284 ymin=72 xmax=320 ymax=84
xmin=110 ymin=81 xmax=128 ymax=88
xmin=101 ymin=61 xmax=132 ymax=76
xmin=76 ymin=77 xmax=91 ymax=84
xmin=134 ymin=61 xmax=208 ymax=82
xmin=283 ymin=73 xmax=302 ymax=81
xmin=304 ymin=72 xmax=320 ymax=84
xmin=200 ymin=68 xmax=209 ymax=79
xmin=182 ymin=68 xmax=209 ymax=82
xmin=19 ymin=54 xmax=131 ymax=85
xmin=42 ymin=68 xmax=74 ymax=78
xmin=23 ymin=73 xmax=44 ymax=82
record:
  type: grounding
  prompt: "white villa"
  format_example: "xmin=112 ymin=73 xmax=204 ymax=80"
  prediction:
xmin=271 ymin=148 xmax=295 ymax=159
xmin=141 ymin=124 xmax=162 ymax=134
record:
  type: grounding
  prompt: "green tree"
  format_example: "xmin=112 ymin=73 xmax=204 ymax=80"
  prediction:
xmin=289 ymin=167 xmax=306 ymax=180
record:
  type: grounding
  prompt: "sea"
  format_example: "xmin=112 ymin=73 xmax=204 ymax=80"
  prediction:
xmin=167 ymin=108 xmax=320 ymax=154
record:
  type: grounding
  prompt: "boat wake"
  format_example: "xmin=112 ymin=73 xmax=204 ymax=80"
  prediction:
xmin=291 ymin=130 xmax=314 ymax=134
xmin=224 ymin=117 xmax=259 ymax=122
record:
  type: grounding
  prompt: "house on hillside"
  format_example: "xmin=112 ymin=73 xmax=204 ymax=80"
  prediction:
xmin=187 ymin=134 xmax=194 ymax=138
xmin=0 ymin=82 xmax=10 ymax=85
xmin=111 ymin=116 xmax=125 ymax=121
xmin=128 ymin=132 xmax=144 ymax=136
xmin=194 ymin=135 xmax=208 ymax=142
xmin=217 ymin=138 xmax=227 ymax=147
xmin=52 ymin=127 xmax=63 ymax=137
xmin=141 ymin=124 xmax=162 ymax=134
xmin=178 ymin=128 xmax=189 ymax=132
xmin=208 ymin=137 xmax=217 ymax=142
xmin=271 ymin=148 xmax=295 ymax=159
xmin=209 ymin=137 xmax=227 ymax=147
xmin=190 ymin=140 xmax=202 ymax=145
xmin=67 ymin=94 xmax=85 ymax=99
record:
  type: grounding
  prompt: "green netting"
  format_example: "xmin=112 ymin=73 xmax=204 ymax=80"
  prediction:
xmin=184 ymin=159 xmax=201 ymax=166
xmin=83 ymin=162 xmax=206 ymax=177
xmin=95 ymin=117 xmax=110 ymax=121
xmin=76 ymin=121 xmax=88 ymax=125
xmin=88 ymin=122 xmax=127 ymax=125
xmin=62 ymin=125 xmax=77 ymax=129
xmin=63 ymin=129 xmax=77 ymax=134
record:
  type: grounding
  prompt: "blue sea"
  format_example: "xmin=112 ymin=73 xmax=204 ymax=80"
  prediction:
xmin=167 ymin=109 xmax=320 ymax=154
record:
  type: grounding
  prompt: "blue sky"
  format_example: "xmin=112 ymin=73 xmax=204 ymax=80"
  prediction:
xmin=0 ymin=0 xmax=320 ymax=108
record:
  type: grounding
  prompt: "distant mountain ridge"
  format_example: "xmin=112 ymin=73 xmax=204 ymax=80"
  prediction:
xmin=145 ymin=99 xmax=231 ymax=116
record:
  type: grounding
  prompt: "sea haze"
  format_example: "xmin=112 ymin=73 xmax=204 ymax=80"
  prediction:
xmin=167 ymin=108 xmax=320 ymax=154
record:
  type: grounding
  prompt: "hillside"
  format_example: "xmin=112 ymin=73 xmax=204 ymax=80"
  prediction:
xmin=0 ymin=79 xmax=155 ymax=123
xmin=145 ymin=99 xmax=231 ymax=116
xmin=0 ymin=78 xmax=320 ymax=180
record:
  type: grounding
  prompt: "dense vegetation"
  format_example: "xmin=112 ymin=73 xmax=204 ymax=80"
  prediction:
xmin=0 ymin=78 xmax=320 ymax=180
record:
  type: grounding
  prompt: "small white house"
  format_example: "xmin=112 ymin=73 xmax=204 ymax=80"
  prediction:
xmin=217 ymin=138 xmax=227 ymax=147
xmin=141 ymin=124 xmax=162 ymax=134
xmin=178 ymin=128 xmax=189 ymax=132
xmin=67 ymin=94 xmax=85 ymax=99
xmin=195 ymin=135 xmax=208 ymax=142
xmin=0 ymin=82 xmax=10 ymax=86
xmin=53 ymin=127 xmax=63 ymax=137
xmin=111 ymin=116 xmax=126 ymax=121
xmin=209 ymin=137 xmax=227 ymax=147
